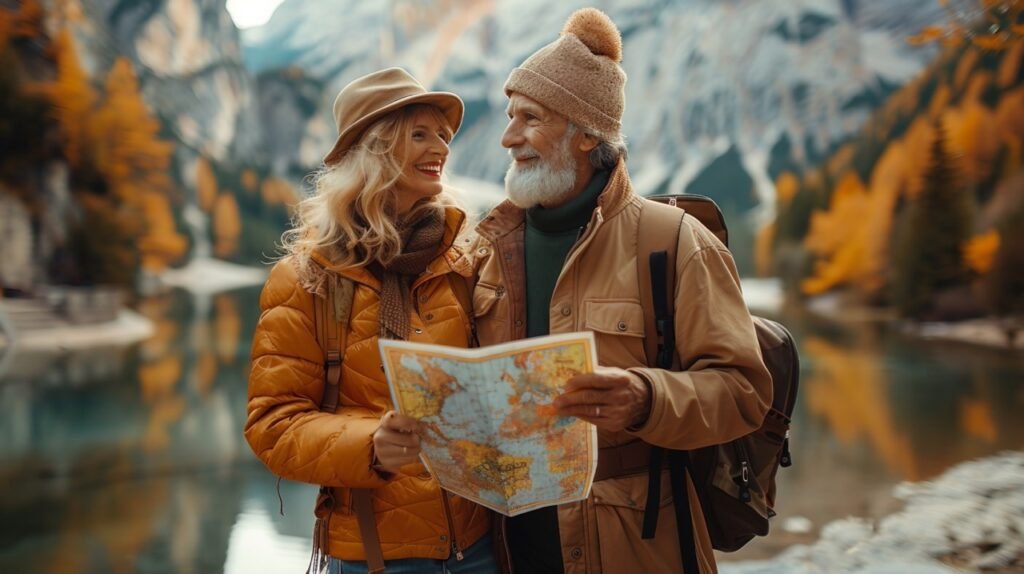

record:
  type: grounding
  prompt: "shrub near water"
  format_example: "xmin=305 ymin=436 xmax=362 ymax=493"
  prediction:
xmin=986 ymin=204 xmax=1024 ymax=321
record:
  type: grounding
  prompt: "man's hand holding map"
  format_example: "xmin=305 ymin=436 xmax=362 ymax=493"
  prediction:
xmin=378 ymin=332 xmax=598 ymax=517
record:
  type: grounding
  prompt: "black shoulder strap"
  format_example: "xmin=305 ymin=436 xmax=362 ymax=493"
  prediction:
xmin=637 ymin=199 xmax=684 ymax=369
xmin=636 ymin=200 xmax=701 ymax=574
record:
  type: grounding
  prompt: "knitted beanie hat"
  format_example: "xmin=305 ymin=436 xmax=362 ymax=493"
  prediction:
xmin=504 ymin=8 xmax=626 ymax=142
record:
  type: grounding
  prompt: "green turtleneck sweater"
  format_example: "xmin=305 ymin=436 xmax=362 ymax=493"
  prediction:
xmin=524 ymin=170 xmax=609 ymax=337
xmin=508 ymin=169 xmax=611 ymax=574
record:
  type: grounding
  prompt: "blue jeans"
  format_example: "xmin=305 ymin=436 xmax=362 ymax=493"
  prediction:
xmin=327 ymin=536 xmax=499 ymax=574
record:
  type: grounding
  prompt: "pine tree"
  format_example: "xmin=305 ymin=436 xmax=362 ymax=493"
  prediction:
xmin=892 ymin=122 xmax=975 ymax=318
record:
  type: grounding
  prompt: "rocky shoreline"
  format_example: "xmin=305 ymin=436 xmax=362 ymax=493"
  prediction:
xmin=804 ymin=292 xmax=1022 ymax=351
xmin=722 ymin=451 xmax=1024 ymax=574
xmin=0 ymin=258 xmax=266 ymax=356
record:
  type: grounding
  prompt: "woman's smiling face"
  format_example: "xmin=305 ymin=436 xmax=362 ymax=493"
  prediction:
xmin=393 ymin=106 xmax=453 ymax=214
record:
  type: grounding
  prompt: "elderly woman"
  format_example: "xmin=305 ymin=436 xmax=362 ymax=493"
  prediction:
xmin=244 ymin=68 xmax=496 ymax=574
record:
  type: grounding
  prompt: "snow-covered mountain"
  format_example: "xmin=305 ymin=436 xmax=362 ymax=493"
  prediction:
xmin=241 ymin=0 xmax=946 ymax=218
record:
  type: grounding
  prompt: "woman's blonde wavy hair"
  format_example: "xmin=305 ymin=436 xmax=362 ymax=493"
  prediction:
xmin=281 ymin=104 xmax=456 ymax=274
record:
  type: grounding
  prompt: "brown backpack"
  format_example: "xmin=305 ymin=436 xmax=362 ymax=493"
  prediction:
xmin=636 ymin=195 xmax=799 ymax=566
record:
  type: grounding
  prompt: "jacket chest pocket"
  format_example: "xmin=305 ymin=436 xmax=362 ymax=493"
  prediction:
xmin=583 ymin=299 xmax=647 ymax=366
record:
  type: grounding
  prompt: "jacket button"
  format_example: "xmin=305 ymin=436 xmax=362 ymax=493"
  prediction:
xmin=515 ymin=319 xmax=523 ymax=327
xmin=477 ymin=247 xmax=489 ymax=255
xmin=560 ymin=306 xmax=571 ymax=316
xmin=570 ymin=547 xmax=583 ymax=560
xmin=425 ymin=313 xmax=434 ymax=321
xmin=495 ymin=286 xmax=505 ymax=297
xmin=414 ymin=328 xmax=423 ymax=334
xmin=617 ymin=321 xmax=628 ymax=332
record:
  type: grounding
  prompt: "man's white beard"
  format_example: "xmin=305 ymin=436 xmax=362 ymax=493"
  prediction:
xmin=504 ymin=131 xmax=578 ymax=209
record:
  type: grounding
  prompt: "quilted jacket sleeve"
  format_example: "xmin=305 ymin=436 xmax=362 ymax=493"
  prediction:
xmin=243 ymin=259 xmax=391 ymax=488
xmin=628 ymin=218 xmax=773 ymax=450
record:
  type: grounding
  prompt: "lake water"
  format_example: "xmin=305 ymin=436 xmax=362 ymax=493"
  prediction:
xmin=0 ymin=284 xmax=1021 ymax=573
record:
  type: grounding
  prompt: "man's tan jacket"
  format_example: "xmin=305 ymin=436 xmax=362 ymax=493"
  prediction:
xmin=468 ymin=159 xmax=772 ymax=573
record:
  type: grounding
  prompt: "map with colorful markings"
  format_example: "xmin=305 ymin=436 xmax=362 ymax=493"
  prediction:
xmin=379 ymin=332 xmax=598 ymax=516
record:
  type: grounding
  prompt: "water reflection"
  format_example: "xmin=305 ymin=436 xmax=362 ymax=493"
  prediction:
xmin=726 ymin=307 xmax=1024 ymax=561
xmin=0 ymin=288 xmax=1022 ymax=572
xmin=0 ymin=286 xmax=318 ymax=574
xmin=799 ymin=319 xmax=1024 ymax=482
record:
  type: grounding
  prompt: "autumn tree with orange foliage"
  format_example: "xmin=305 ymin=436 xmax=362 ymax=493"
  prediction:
xmin=89 ymin=58 xmax=188 ymax=272
xmin=766 ymin=1 xmax=1024 ymax=311
xmin=43 ymin=32 xmax=189 ymax=282
xmin=48 ymin=29 xmax=96 ymax=167
xmin=909 ymin=0 xmax=1024 ymax=51
xmin=195 ymin=156 xmax=218 ymax=212
xmin=11 ymin=0 xmax=43 ymax=38
xmin=212 ymin=193 xmax=241 ymax=258
xmin=800 ymin=172 xmax=871 ymax=295
xmin=964 ymin=230 xmax=1001 ymax=273
xmin=892 ymin=124 xmax=975 ymax=318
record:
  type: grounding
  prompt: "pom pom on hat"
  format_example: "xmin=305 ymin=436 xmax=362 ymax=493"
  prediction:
xmin=561 ymin=8 xmax=622 ymax=63
xmin=504 ymin=6 xmax=626 ymax=141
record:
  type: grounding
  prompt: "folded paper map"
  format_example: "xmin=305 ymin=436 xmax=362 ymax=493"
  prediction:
xmin=379 ymin=332 xmax=598 ymax=517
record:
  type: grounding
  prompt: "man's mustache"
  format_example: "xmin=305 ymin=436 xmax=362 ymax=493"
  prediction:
xmin=508 ymin=145 xmax=539 ymax=161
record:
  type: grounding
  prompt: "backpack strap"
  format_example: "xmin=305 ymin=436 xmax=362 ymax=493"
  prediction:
xmin=637 ymin=199 xmax=684 ymax=370
xmin=317 ymin=276 xmax=347 ymax=413
xmin=352 ymin=490 xmax=386 ymax=574
xmin=309 ymin=274 xmax=387 ymax=574
xmin=636 ymin=200 xmax=701 ymax=573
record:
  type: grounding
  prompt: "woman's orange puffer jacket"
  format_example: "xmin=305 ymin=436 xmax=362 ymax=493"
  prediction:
xmin=244 ymin=207 xmax=490 ymax=561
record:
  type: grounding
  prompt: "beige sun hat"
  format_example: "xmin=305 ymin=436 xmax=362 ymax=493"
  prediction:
xmin=322 ymin=67 xmax=465 ymax=166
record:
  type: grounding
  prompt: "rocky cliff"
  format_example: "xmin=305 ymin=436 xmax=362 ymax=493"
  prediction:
xmin=241 ymin=0 xmax=947 ymax=219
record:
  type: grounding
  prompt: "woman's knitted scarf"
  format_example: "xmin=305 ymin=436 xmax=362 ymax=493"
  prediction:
xmin=377 ymin=208 xmax=446 ymax=340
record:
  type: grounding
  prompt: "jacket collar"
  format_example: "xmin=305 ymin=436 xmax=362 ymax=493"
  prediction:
xmin=477 ymin=158 xmax=634 ymax=240
xmin=308 ymin=205 xmax=467 ymax=290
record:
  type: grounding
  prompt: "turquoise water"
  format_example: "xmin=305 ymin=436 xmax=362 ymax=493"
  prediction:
xmin=0 ymin=285 xmax=1021 ymax=572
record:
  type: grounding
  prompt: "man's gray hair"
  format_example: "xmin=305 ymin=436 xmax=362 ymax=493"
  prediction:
xmin=570 ymin=122 xmax=628 ymax=170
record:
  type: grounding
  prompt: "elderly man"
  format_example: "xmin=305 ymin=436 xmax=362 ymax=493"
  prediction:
xmin=469 ymin=7 xmax=773 ymax=574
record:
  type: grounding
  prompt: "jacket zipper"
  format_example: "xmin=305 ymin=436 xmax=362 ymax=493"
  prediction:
xmin=733 ymin=441 xmax=752 ymax=503
xmin=440 ymin=489 xmax=464 ymax=560
xmin=555 ymin=209 xmax=603 ymax=292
